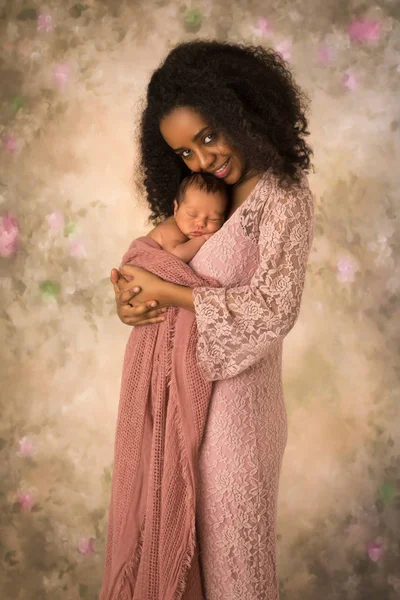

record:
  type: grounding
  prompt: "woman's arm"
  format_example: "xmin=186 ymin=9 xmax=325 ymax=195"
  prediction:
xmin=117 ymin=178 xmax=314 ymax=347
xmin=191 ymin=178 xmax=315 ymax=381
xmin=117 ymin=264 xmax=196 ymax=314
xmin=160 ymin=281 xmax=195 ymax=312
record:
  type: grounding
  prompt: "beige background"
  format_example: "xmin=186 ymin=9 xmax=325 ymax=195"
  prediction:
xmin=0 ymin=0 xmax=399 ymax=598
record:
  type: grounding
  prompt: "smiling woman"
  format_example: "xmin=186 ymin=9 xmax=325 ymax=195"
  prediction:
xmin=102 ymin=39 xmax=315 ymax=600
xmin=135 ymin=39 xmax=312 ymax=228
xmin=159 ymin=108 xmax=246 ymax=184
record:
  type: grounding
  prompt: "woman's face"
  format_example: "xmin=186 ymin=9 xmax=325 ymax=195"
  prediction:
xmin=160 ymin=107 xmax=247 ymax=185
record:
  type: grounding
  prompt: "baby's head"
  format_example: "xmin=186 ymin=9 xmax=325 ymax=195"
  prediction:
xmin=173 ymin=173 xmax=229 ymax=239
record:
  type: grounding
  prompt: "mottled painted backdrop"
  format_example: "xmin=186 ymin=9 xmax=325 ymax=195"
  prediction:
xmin=0 ymin=0 xmax=399 ymax=598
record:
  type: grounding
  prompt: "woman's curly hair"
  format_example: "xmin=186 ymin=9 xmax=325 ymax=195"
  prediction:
xmin=134 ymin=39 xmax=314 ymax=225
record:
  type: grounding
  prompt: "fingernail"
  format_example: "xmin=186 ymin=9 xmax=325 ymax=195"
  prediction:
xmin=150 ymin=301 xmax=157 ymax=307
xmin=132 ymin=287 xmax=140 ymax=293
xmin=161 ymin=307 xmax=168 ymax=313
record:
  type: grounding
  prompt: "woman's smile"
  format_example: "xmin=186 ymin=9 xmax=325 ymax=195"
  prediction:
xmin=211 ymin=157 xmax=231 ymax=178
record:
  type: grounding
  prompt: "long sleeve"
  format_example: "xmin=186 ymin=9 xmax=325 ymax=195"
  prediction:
xmin=192 ymin=176 xmax=315 ymax=381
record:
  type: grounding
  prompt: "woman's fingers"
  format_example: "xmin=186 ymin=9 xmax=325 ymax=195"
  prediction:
xmin=126 ymin=313 xmax=166 ymax=326
xmin=110 ymin=267 xmax=166 ymax=326
xmin=110 ymin=270 xmax=126 ymax=296
xmin=119 ymin=286 xmax=147 ymax=307
xmin=110 ymin=269 xmax=140 ymax=306
xmin=119 ymin=297 xmax=165 ymax=318
xmin=116 ymin=275 xmax=132 ymax=292
xmin=110 ymin=268 xmax=121 ymax=285
xmin=132 ymin=316 xmax=166 ymax=326
xmin=120 ymin=304 xmax=167 ymax=326
xmin=122 ymin=302 xmax=160 ymax=318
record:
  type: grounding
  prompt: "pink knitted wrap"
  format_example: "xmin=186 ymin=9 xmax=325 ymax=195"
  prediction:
xmin=100 ymin=236 xmax=220 ymax=600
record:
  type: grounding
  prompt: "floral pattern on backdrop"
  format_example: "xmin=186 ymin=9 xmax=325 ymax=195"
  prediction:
xmin=0 ymin=0 xmax=399 ymax=598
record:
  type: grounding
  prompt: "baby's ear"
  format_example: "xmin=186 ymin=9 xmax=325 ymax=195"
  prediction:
xmin=173 ymin=198 xmax=178 ymax=213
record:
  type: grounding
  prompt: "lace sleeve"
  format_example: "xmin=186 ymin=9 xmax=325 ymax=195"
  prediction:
xmin=192 ymin=177 xmax=315 ymax=381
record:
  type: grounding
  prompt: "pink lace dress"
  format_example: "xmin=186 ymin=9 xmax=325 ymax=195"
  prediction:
xmin=187 ymin=168 xmax=314 ymax=600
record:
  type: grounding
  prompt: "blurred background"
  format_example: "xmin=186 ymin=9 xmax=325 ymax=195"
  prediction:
xmin=0 ymin=0 xmax=399 ymax=598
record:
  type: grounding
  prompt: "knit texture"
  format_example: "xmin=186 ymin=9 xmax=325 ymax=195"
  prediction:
xmin=99 ymin=236 xmax=220 ymax=600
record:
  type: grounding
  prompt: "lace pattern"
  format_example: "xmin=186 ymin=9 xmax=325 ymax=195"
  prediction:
xmin=188 ymin=169 xmax=314 ymax=599
xmin=191 ymin=169 xmax=314 ymax=381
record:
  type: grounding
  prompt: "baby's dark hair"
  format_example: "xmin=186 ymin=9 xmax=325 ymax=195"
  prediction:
xmin=176 ymin=172 xmax=228 ymax=207
xmin=135 ymin=39 xmax=314 ymax=225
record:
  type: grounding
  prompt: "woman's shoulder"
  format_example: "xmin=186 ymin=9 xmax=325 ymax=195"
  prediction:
xmin=259 ymin=167 xmax=313 ymax=214
xmin=263 ymin=165 xmax=311 ymax=192
xmin=240 ymin=167 xmax=313 ymax=242
xmin=243 ymin=165 xmax=309 ymax=211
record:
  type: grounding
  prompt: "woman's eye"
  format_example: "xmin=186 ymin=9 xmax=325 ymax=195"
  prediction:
xmin=180 ymin=133 xmax=214 ymax=158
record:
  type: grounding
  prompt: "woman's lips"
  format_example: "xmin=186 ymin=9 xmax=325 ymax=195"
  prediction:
xmin=212 ymin=157 xmax=231 ymax=179
xmin=191 ymin=231 xmax=204 ymax=236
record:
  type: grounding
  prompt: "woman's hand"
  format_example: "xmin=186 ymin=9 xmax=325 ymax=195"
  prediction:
xmin=119 ymin=265 xmax=169 ymax=307
xmin=110 ymin=268 xmax=167 ymax=327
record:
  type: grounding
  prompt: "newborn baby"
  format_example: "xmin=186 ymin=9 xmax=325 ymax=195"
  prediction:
xmin=146 ymin=172 xmax=229 ymax=263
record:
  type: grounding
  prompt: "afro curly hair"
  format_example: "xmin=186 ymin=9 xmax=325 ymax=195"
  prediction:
xmin=134 ymin=39 xmax=314 ymax=225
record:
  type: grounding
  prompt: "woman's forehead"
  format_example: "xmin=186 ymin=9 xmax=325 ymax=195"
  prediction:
xmin=160 ymin=107 xmax=209 ymax=147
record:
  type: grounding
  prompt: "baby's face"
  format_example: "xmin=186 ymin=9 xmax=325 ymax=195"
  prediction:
xmin=173 ymin=187 xmax=227 ymax=239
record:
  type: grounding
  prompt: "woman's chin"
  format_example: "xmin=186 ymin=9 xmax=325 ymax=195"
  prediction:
xmin=224 ymin=168 xmax=241 ymax=185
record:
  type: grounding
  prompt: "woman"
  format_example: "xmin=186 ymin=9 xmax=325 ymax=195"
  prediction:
xmin=107 ymin=40 xmax=314 ymax=599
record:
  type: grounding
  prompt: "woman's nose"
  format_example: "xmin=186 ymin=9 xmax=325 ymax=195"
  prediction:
xmin=196 ymin=148 xmax=215 ymax=171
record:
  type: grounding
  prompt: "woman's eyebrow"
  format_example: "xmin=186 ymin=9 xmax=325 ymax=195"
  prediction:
xmin=173 ymin=127 xmax=209 ymax=152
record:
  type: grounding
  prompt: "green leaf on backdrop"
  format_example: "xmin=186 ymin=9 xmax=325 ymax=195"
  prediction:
xmin=183 ymin=9 xmax=202 ymax=33
xmin=39 ymin=280 xmax=60 ymax=298
xmin=378 ymin=481 xmax=394 ymax=504
xmin=10 ymin=96 xmax=24 ymax=112
xmin=64 ymin=222 xmax=77 ymax=237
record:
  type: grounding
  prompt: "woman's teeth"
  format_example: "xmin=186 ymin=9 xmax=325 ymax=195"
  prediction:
xmin=215 ymin=159 xmax=229 ymax=174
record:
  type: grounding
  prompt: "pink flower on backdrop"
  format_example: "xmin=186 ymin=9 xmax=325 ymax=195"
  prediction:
xmin=317 ymin=44 xmax=335 ymax=65
xmin=17 ymin=489 xmax=35 ymax=511
xmin=348 ymin=18 xmax=381 ymax=44
xmin=53 ymin=64 xmax=71 ymax=88
xmin=78 ymin=537 xmax=95 ymax=555
xmin=69 ymin=239 xmax=87 ymax=258
xmin=336 ymin=256 xmax=358 ymax=283
xmin=367 ymin=539 xmax=384 ymax=562
xmin=275 ymin=40 xmax=292 ymax=61
xmin=254 ymin=17 xmax=271 ymax=37
xmin=37 ymin=13 xmax=54 ymax=33
xmin=3 ymin=133 xmax=18 ymax=153
xmin=342 ymin=71 xmax=358 ymax=90
xmin=18 ymin=436 xmax=35 ymax=457
xmin=0 ymin=212 xmax=20 ymax=257
xmin=46 ymin=211 xmax=65 ymax=233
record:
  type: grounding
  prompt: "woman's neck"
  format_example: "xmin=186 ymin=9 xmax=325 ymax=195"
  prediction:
xmin=231 ymin=169 xmax=263 ymax=206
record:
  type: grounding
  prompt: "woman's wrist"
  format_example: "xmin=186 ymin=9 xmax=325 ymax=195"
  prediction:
xmin=161 ymin=281 xmax=195 ymax=312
